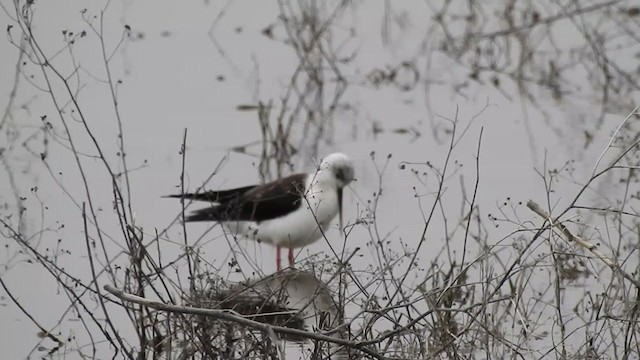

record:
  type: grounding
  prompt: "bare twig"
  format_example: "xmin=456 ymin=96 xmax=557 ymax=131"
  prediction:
xmin=103 ymin=284 xmax=387 ymax=360
xmin=527 ymin=200 xmax=640 ymax=289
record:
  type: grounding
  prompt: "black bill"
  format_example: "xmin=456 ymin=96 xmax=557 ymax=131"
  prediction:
xmin=337 ymin=187 xmax=343 ymax=234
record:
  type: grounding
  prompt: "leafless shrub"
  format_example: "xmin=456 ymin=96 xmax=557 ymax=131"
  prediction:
xmin=1 ymin=1 xmax=640 ymax=359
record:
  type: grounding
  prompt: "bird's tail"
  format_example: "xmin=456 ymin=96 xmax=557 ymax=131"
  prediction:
xmin=165 ymin=188 xmax=251 ymax=222
xmin=164 ymin=185 xmax=254 ymax=203
xmin=163 ymin=193 xmax=214 ymax=202
xmin=182 ymin=207 xmax=224 ymax=222
xmin=163 ymin=194 xmax=226 ymax=221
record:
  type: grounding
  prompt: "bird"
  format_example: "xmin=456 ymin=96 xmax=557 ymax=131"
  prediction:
xmin=218 ymin=269 xmax=348 ymax=357
xmin=167 ymin=153 xmax=354 ymax=271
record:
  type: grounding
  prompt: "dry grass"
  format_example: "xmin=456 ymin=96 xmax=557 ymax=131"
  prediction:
xmin=1 ymin=1 xmax=640 ymax=359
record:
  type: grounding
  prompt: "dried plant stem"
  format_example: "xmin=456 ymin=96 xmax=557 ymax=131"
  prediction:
xmin=104 ymin=284 xmax=386 ymax=360
xmin=527 ymin=200 xmax=640 ymax=289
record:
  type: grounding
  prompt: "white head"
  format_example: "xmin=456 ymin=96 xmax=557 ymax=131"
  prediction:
xmin=318 ymin=152 xmax=354 ymax=232
xmin=319 ymin=152 xmax=355 ymax=189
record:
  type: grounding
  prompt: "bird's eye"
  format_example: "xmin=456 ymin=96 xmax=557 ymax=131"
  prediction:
xmin=335 ymin=168 xmax=345 ymax=182
xmin=333 ymin=169 xmax=343 ymax=180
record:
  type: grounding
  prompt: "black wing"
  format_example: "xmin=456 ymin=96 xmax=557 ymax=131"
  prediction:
xmin=169 ymin=173 xmax=308 ymax=223
xmin=165 ymin=184 xmax=256 ymax=203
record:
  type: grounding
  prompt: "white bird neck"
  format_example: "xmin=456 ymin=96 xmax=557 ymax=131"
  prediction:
xmin=310 ymin=167 xmax=337 ymax=188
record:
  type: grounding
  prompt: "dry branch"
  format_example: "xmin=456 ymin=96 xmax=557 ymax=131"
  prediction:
xmin=526 ymin=200 xmax=640 ymax=289
xmin=103 ymin=284 xmax=386 ymax=359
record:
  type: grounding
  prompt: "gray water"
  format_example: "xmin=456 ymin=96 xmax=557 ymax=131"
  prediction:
xmin=1 ymin=1 xmax=639 ymax=359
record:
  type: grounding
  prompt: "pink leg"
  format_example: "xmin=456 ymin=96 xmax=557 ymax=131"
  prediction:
xmin=276 ymin=246 xmax=282 ymax=271
xmin=288 ymin=248 xmax=294 ymax=268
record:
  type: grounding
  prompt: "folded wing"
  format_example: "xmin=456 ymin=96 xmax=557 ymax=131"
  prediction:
xmin=168 ymin=173 xmax=307 ymax=223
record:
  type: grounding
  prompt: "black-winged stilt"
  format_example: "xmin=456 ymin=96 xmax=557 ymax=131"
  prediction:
xmin=167 ymin=153 xmax=354 ymax=271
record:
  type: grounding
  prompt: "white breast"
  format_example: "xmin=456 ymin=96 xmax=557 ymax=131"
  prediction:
xmin=228 ymin=175 xmax=339 ymax=249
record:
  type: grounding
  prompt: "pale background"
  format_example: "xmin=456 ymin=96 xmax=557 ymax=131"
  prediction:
xmin=1 ymin=0 xmax=639 ymax=358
